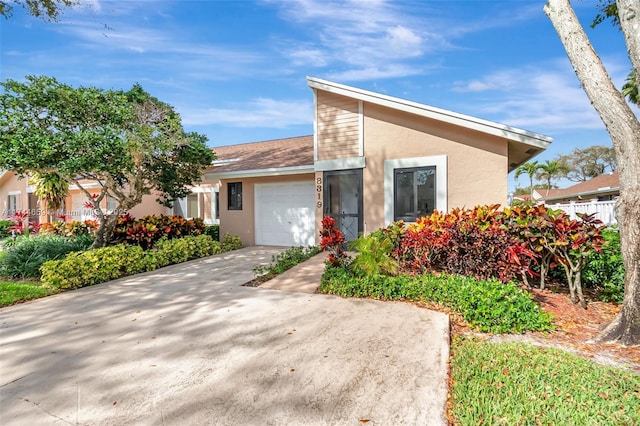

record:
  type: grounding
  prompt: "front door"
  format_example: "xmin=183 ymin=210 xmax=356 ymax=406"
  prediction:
xmin=324 ymin=169 xmax=363 ymax=241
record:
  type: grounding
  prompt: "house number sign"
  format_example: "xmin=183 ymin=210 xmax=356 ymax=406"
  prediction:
xmin=316 ymin=177 xmax=323 ymax=209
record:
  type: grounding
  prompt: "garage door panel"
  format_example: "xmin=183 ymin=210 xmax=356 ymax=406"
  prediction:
xmin=255 ymin=181 xmax=315 ymax=246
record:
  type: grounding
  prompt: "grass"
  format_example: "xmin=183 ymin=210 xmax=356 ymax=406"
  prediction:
xmin=0 ymin=281 xmax=56 ymax=307
xmin=451 ymin=336 xmax=640 ymax=425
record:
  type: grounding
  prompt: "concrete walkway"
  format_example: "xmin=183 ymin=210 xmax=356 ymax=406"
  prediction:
xmin=0 ymin=246 xmax=449 ymax=425
xmin=258 ymin=252 xmax=328 ymax=293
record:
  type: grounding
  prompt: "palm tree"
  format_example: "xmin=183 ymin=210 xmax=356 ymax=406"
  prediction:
xmin=31 ymin=171 xmax=69 ymax=221
xmin=536 ymin=160 xmax=568 ymax=196
xmin=514 ymin=161 xmax=541 ymax=199
xmin=622 ymin=70 xmax=638 ymax=106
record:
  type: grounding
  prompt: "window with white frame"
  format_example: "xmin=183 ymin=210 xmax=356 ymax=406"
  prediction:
xmin=187 ymin=193 xmax=200 ymax=218
xmin=7 ymin=194 xmax=18 ymax=216
xmin=384 ymin=155 xmax=447 ymax=225
xmin=394 ymin=166 xmax=436 ymax=222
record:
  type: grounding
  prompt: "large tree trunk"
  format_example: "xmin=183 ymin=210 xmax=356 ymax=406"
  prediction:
xmin=544 ymin=0 xmax=640 ymax=346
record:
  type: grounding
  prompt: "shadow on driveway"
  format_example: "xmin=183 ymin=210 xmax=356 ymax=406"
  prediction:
xmin=0 ymin=246 xmax=449 ymax=425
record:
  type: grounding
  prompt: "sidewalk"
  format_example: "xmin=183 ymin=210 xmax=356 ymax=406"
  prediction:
xmin=258 ymin=251 xmax=328 ymax=293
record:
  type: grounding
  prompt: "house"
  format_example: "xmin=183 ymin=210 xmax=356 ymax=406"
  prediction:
xmin=534 ymin=171 xmax=620 ymax=204
xmin=203 ymin=77 xmax=552 ymax=246
xmin=0 ymin=170 xmax=168 ymax=225
xmin=1 ymin=77 xmax=553 ymax=245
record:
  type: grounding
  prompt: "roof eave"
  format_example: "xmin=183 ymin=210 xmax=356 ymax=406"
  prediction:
xmin=307 ymin=76 xmax=553 ymax=149
xmin=204 ymin=165 xmax=314 ymax=180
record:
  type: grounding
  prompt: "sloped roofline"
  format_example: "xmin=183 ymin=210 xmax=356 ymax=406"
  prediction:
xmin=307 ymin=76 xmax=553 ymax=150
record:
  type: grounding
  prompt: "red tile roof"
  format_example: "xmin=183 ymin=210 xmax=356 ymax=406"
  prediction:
xmin=540 ymin=171 xmax=619 ymax=201
xmin=209 ymin=135 xmax=313 ymax=173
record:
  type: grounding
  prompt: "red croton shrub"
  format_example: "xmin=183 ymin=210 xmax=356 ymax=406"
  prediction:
xmin=319 ymin=215 xmax=347 ymax=266
xmin=113 ymin=213 xmax=205 ymax=249
xmin=399 ymin=205 xmax=536 ymax=283
xmin=40 ymin=219 xmax=98 ymax=237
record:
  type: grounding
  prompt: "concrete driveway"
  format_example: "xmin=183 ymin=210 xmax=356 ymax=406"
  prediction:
xmin=0 ymin=246 xmax=449 ymax=425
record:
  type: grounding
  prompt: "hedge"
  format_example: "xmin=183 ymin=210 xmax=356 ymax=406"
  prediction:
xmin=40 ymin=234 xmax=240 ymax=290
xmin=319 ymin=265 xmax=554 ymax=334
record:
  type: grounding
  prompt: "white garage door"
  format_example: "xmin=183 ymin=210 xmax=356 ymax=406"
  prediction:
xmin=255 ymin=181 xmax=315 ymax=246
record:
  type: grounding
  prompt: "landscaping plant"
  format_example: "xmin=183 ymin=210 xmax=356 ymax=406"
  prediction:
xmin=112 ymin=213 xmax=205 ymax=249
xmin=319 ymin=215 xmax=347 ymax=266
xmin=583 ymin=227 xmax=625 ymax=303
xmin=0 ymin=234 xmax=93 ymax=279
xmin=319 ymin=265 xmax=553 ymax=333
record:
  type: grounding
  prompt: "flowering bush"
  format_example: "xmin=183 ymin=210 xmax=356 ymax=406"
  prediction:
xmin=319 ymin=215 xmax=347 ymax=266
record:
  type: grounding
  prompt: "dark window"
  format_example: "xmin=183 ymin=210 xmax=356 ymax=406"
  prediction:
xmin=215 ymin=191 xmax=220 ymax=219
xmin=228 ymin=182 xmax=243 ymax=210
xmin=394 ymin=166 xmax=436 ymax=222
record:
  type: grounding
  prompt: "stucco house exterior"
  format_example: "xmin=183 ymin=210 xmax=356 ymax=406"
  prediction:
xmin=204 ymin=77 xmax=552 ymax=246
xmin=0 ymin=170 xmax=168 ymax=225
xmin=1 ymin=77 xmax=552 ymax=246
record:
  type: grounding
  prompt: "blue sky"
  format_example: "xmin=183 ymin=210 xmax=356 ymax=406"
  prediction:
xmin=1 ymin=0 xmax=636 ymax=191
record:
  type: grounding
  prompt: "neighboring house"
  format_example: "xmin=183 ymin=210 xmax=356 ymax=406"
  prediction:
xmin=0 ymin=170 xmax=169 ymax=224
xmin=204 ymin=77 xmax=552 ymax=246
xmin=534 ymin=171 xmax=620 ymax=204
xmin=2 ymin=77 xmax=553 ymax=245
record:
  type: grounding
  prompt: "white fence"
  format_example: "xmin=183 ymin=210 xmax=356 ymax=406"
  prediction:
xmin=546 ymin=200 xmax=617 ymax=226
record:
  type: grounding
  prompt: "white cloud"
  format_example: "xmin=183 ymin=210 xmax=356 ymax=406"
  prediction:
xmin=327 ymin=64 xmax=425 ymax=82
xmin=273 ymin=0 xmax=432 ymax=80
xmin=181 ymin=98 xmax=313 ymax=128
xmin=450 ymin=60 xmax=606 ymax=132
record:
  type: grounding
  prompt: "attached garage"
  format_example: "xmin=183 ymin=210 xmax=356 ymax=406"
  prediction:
xmin=254 ymin=181 xmax=315 ymax=246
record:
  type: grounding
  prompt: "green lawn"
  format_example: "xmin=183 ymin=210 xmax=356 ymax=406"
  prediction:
xmin=0 ymin=281 xmax=56 ymax=307
xmin=451 ymin=336 xmax=640 ymax=425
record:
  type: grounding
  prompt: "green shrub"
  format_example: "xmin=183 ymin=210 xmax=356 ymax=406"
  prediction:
xmin=152 ymin=235 xmax=222 ymax=265
xmin=221 ymin=234 xmax=243 ymax=251
xmin=41 ymin=244 xmax=147 ymax=290
xmin=204 ymin=225 xmax=220 ymax=241
xmin=583 ymin=227 xmax=625 ymax=303
xmin=0 ymin=235 xmax=93 ymax=279
xmin=319 ymin=266 xmax=553 ymax=334
xmin=349 ymin=234 xmax=398 ymax=276
xmin=0 ymin=220 xmax=13 ymax=239
xmin=40 ymin=234 xmax=232 ymax=290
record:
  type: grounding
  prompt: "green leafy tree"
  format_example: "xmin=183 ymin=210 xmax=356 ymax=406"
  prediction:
xmin=545 ymin=0 xmax=640 ymax=345
xmin=0 ymin=75 xmax=215 ymax=248
xmin=555 ymin=145 xmax=617 ymax=182
xmin=0 ymin=0 xmax=77 ymax=21
xmin=514 ymin=161 xmax=540 ymax=199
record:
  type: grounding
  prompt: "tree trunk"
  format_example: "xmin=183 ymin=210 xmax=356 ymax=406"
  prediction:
xmin=545 ymin=0 xmax=640 ymax=345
